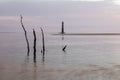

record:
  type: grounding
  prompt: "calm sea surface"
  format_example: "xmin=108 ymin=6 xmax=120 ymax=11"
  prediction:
xmin=1 ymin=32 xmax=120 ymax=80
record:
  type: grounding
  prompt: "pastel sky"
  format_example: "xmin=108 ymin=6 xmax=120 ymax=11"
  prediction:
xmin=0 ymin=0 xmax=120 ymax=33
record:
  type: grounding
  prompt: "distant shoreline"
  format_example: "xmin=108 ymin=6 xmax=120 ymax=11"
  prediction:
xmin=1 ymin=32 xmax=120 ymax=35
xmin=53 ymin=33 xmax=120 ymax=35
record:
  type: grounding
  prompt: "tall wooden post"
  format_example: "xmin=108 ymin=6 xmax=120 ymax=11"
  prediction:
xmin=33 ymin=29 xmax=36 ymax=63
xmin=40 ymin=28 xmax=45 ymax=58
xmin=20 ymin=15 xmax=30 ymax=56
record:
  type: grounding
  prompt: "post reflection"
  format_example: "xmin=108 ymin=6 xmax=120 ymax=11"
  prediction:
xmin=42 ymin=51 xmax=45 ymax=65
xmin=20 ymin=56 xmax=29 ymax=80
xmin=62 ymin=35 xmax=64 ymax=40
xmin=33 ymin=62 xmax=37 ymax=80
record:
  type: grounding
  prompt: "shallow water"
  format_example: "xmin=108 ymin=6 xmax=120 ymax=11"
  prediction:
xmin=1 ymin=32 xmax=120 ymax=80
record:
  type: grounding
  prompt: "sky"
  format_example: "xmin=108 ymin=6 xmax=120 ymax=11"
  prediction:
xmin=0 ymin=0 xmax=120 ymax=33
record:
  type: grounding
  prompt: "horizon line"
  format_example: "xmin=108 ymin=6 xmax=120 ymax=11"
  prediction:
xmin=53 ymin=32 xmax=120 ymax=35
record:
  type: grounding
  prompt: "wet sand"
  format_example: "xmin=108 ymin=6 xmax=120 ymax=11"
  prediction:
xmin=1 ymin=63 xmax=120 ymax=80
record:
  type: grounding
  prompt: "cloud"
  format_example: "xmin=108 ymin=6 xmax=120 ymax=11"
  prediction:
xmin=0 ymin=16 xmax=18 ymax=21
xmin=112 ymin=0 xmax=120 ymax=5
xmin=0 ymin=0 xmax=120 ymax=32
xmin=0 ymin=0 xmax=105 ymax=3
xmin=72 ymin=0 xmax=104 ymax=1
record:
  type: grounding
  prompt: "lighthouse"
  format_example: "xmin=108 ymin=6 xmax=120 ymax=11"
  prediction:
xmin=61 ymin=21 xmax=65 ymax=34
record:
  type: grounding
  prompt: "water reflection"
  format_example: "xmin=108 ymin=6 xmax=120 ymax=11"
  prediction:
xmin=62 ymin=35 xmax=64 ymax=40
xmin=62 ymin=52 xmax=67 ymax=65
xmin=42 ymin=55 xmax=45 ymax=64
xmin=33 ymin=62 xmax=37 ymax=80
xmin=19 ymin=56 xmax=30 ymax=80
xmin=33 ymin=52 xmax=36 ymax=63
xmin=20 ymin=55 xmax=38 ymax=80
xmin=22 ymin=55 xmax=29 ymax=67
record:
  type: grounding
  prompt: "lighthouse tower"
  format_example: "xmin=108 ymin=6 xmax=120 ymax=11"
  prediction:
xmin=61 ymin=21 xmax=65 ymax=34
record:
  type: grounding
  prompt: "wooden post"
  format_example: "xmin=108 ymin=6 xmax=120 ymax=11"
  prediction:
xmin=20 ymin=15 xmax=30 ymax=56
xmin=33 ymin=29 xmax=36 ymax=62
xmin=40 ymin=28 xmax=45 ymax=58
xmin=62 ymin=45 xmax=67 ymax=52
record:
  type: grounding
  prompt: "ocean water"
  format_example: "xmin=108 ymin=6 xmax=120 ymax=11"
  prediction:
xmin=1 ymin=32 xmax=120 ymax=80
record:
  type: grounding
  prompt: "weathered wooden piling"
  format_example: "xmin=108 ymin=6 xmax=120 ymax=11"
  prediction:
xmin=62 ymin=45 xmax=67 ymax=52
xmin=20 ymin=15 xmax=30 ymax=56
xmin=40 ymin=28 xmax=45 ymax=58
xmin=33 ymin=29 xmax=36 ymax=62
